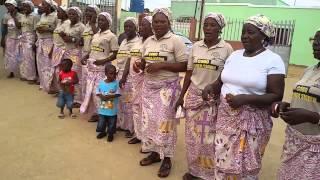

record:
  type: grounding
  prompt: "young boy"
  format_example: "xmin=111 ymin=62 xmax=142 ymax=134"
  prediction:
xmin=96 ymin=64 xmax=121 ymax=142
xmin=57 ymin=59 xmax=79 ymax=119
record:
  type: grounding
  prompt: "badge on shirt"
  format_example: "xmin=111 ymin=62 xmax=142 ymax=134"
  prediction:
xmin=144 ymin=52 xmax=167 ymax=61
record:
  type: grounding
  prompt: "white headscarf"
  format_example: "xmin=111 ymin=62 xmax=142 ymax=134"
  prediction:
xmin=143 ymin=16 xmax=152 ymax=24
xmin=204 ymin=12 xmax=226 ymax=29
xmin=153 ymin=8 xmax=172 ymax=22
xmin=22 ymin=1 xmax=34 ymax=11
xmin=5 ymin=0 xmax=17 ymax=7
xmin=88 ymin=4 xmax=100 ymax=15
xmin=58 ymin=5 xmax=68 ymax=13
xmin=124 ymin=17 xmax=138 ymax=30
xmin=43 ymin=0 xmax=56 ymax=10
xmin=68 ymin=6 xmax=82 ymax=18
xmin=245 ymin=14 xmax=275 ymax=38
xmin=99 ymin=12 xmax=112 ymax=27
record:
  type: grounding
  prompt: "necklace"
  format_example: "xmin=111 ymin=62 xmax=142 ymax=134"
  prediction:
xmin=244 ymin=48 xmax=265 ymax=57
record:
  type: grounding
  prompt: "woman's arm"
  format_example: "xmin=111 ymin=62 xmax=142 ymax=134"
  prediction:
xmin=227 ymin=74 xmax=285 ymax=108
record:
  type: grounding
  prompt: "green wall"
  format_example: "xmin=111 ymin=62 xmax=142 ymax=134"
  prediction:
xmin=172 ymin=2 xmax=320 ymax=66
xmin=118 ymin=11 xmax=137 ymax=34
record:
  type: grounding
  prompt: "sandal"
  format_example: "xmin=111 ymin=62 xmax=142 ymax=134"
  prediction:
xmin=88 ymin=114 xmax=99 ymax=122
xmin=128 ymin=137 xmax=141 ymax=144
xmin=125 ymin=131 xmax=134 ymax=138
xmin=72 ymin=103 xmax=81 ymax=108
xmin=140 ymin=152 xmax=161 ymax=166
xmin=58 ymin=113 xmax=65 ymax=119
xmin=70 ymin=113 xmax=77 ymax=119
xmin=182 ymin=173 xmax=198 ymax=180
xmin=158 ymin=158 xmax=172 ymax=178
xmin=140 ymin=149 xmax=150 ymax=154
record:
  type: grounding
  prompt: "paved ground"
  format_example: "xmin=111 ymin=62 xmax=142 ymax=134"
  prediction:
xmin=0 ymin=49 xmax=306 ymax=180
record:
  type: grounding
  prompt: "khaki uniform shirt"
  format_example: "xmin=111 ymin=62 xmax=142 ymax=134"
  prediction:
xmin=187 ymin=40 xmax=233 ymax=90
xmin=89 ymin=29 xmax=119 ymax=61
xmin=116 ymin=36 xmax=140 ymax=72
xmin=36 ymin=11 xmax=58 ymax=39
xmin=82 ymin=23 xmax=95 ymax=53
xmin=143 ymin=31 xmax=188 ymax=80
xmin=291 ymin=65 xmax=320 ymax=135
xmin=63 ymin=21 xmax=85 ymax=50
xmin=129 ymin=38 xmax=143 ymax=76
xmin=20 ymin=13 xmax=39 ymax=33
xmin=3 ymin=13 xmax=23 ymax=38
xmin=53 ymin=19 xmax=70 ymax=48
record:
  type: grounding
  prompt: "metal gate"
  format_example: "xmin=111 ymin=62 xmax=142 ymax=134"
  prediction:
xmin=69 ymin=0 xmax=117 ymax=33
xmin=222 ymin=18 xmax=296 ymax=72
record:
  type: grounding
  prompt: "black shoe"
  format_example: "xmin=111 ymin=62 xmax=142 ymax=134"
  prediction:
xmin=128 ymin=137 xmax=141 ymax=144
xmin=96 ymin=132 xmax=107 ymax=139
xmin=107 ymin=134 xmax=114 ymax=142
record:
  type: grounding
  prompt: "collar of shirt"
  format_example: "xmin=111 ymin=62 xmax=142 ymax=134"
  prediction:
xmin=199 ymin=39 xmax=226 ymax=50
xmin=99 ymin=29 xmax=111 ymax=35
xmin=41 ymin=11 xmax=56 ymax=18
xmin=125 ymin=35 xmax=140 ymax=44
xmin=151 ymin=31 xmax=173 ymax=41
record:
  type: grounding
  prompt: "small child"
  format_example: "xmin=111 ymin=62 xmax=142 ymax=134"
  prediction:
xmin=57 ymin=59 xmax=79 ymax=119
xmin=96 ymin=64 xmax=121 ymax=142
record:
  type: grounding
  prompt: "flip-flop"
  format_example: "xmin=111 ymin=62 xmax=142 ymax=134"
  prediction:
xmin=58 ymin=113 xmax=65 ymax=119
xmin=70 ymin=113 xmax=77 ymax=119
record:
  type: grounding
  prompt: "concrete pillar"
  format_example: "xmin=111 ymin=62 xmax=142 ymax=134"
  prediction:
xmin=189 ymin=17 xmax=197 ymax=42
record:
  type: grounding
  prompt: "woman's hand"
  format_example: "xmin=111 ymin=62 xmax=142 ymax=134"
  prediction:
xmin=280 ymin=108 xmax=320 ymax=125
xmin=271 ymin=101 xmax=290 ymax=118
xmin=145 ymin=63 xmax=163 ymax=73
xmin=202 ymin=84 xmax=215 ymax=101
xmin=225 ymin=94 xmax=248 ymax=109
xmin=119 ymin=77 xmax=127 ymax=89
xmin=174 ymin=97 xmax=184 ymax=112
xmin=81 ymin=57 xmax=88 ymax=65
xmin=93 ymin=60 xmax=105 ymax=66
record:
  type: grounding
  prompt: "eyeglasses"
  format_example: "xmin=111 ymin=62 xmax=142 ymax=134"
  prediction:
xmin=309 ymin=37 xmax=320 ymax=44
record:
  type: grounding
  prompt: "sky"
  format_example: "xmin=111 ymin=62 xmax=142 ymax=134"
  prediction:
xmin=121 ymin=0 xmax=171 ymax=11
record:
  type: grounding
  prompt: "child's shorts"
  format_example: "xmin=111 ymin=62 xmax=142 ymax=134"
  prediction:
xmin=56 ymin=91 xmax=74 ymax=109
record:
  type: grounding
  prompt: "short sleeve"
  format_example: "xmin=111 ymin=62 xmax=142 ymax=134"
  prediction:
xmin=267 ymin=55 xmax=286 ymax=75
xmin=110 ymin=35 xmax=119 ymax=51
xmin=187 ymin=47 xmax=194 ymax=70
xmin=173 ymin=36 xmax=188 ymax=62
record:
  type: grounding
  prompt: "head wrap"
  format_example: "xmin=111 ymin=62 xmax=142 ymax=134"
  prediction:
xmin=22 ymin=0 xmax=34 ymax=11
xmin=43 ymin=0 xmax=56 ymax=9
xmin=99 ymin=12 xmax=112 ymax=27
xmin=68 ymin=6 xmax=82 ymax=18
xmin=58 ymin=5 xmax=67 ymax=13
xmin=153 ymin=8 xmax=172 ymax=22
xmin=88 ymin=4 xmax=100 ymax=15
xmin=204 ymin=12 xmax=226 ymax=29
xmin=124 ymin=17 xmax=138 ymax=30
xmin=5 ymin=0 xmax=17 ymax=7
xmin=143 ymin=15 xmax=152 ymax=24
xmin=245 ymin=14 xmax=275 ymax=38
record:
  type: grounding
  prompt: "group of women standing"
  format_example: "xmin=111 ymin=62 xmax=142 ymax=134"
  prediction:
xmin=2 ymin=0 xmax=320 ymax=179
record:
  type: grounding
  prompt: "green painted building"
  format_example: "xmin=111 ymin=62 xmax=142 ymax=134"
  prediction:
xmin=171 ymin=1 xmax=320 ymax=66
